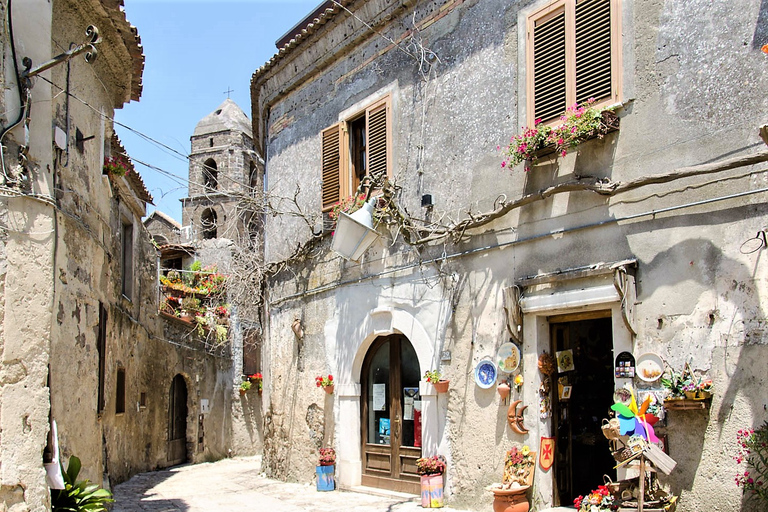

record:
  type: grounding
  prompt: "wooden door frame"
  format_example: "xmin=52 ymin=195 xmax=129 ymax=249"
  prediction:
xmin=167 ymin=374 xmax=188 ymax=465
xmin=360 ymin=334 xmax=421 ymax=494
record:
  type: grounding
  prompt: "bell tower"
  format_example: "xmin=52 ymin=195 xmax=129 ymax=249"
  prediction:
xmin=181 ymin=99 xmax=259 ymax=243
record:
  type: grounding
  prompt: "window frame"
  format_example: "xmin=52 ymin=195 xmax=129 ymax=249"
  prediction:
xmin=525 ymin=0 xmax=622 ymax=126
xmin=321 ymin=95 xmax=392 ymax=212
xmin=121 ymin=219 xmax=134 ymax=300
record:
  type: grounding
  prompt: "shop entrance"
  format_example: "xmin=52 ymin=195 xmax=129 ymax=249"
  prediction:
xmin=360 ymin=334 xmax=422 ymax=494
xmin=549 ymin=312 xmax=615 ymax=506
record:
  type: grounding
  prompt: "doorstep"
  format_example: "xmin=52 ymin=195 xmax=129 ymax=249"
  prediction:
xmin=341 ymin=484 xmax=419 ymax=500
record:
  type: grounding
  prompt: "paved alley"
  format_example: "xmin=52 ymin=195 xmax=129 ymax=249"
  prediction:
xmin=111 ymin=457 xmax=477 ymax=512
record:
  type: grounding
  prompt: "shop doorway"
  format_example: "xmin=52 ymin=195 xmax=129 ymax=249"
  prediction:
xmin=360 ymin=334 xmax=422 ymax=494
xmin=167 ymin=374 xmax=187 ymax=465
xmin=549 ymin=312 xmax=615 ymax=506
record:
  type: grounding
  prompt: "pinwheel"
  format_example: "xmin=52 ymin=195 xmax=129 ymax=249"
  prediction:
xmin=610 ymin=386 xmax=660 ymax=443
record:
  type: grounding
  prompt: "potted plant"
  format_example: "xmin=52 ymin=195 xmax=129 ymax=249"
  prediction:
xmin=51 ymin=455 xmax=113 ymax=512
xmin=249 ymin=373 xmax=263 ymax=393
xmin=316 ymin=374 xmax=334 ymax=394
xmin=489 ymin=444 xmax=536 ymax=512
xmin=239 ymin=380 xmax=251 ymax=396
xmin=424 ymin=369 xmax=449 ymax=394
xmin=316 ymin=448 xmax=336 ymax=491
xmin=416 ymin=455 xmax=446 ymax=508
xmin=180 ymin=296 xmax=201 ymax=322
xmin=573 ymin=485 xmax=615 ymax=512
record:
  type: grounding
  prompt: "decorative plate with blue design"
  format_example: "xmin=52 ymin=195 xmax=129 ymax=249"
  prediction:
xmin=474 ymin=359 xmax=498 ymax=389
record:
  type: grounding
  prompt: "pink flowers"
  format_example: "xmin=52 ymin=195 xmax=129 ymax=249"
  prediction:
xmin=499 ymin=99 xmax=610 ymax=171
xmin=734 ymin=422 xmax=768 ymax=503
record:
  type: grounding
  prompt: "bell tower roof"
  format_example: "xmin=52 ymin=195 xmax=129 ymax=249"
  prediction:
xmin=193 ymin=98 xmax=251 ymax=137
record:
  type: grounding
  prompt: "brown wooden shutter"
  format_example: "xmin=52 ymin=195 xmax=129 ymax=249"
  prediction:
xmin=321 ymin=124 xmax=341 ymax=211
xmin=575 ymin=0 xmax=612 ymax=104
xmin=533 ymin=8 xmax=567 ymax=122
xmin=366 ymin=101 xmax=389 ymax=181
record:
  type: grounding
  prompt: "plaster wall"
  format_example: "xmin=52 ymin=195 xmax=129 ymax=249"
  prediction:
xmin=254 ymin=0 xmax=768 ymax=510
xmin=0 ymin=1 xmax=54 ymax=510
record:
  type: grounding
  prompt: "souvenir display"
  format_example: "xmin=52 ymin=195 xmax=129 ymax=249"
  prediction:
xmin=556 ymin=349 xmax=574 ymax=373
xmin=507 ymin=400 xmax=529 ymax=434
xmin=496 ymin=342 xmax=521 ymax=373
xmin=474 ymin=359 xmax=497 ymax=389
xmin=538 ymin=380 xmax=551 ymax=419
xmin=614 ymin=351 xmax=636 ymax=378
xmin=636 ymin=352 xmax=664 ymax=382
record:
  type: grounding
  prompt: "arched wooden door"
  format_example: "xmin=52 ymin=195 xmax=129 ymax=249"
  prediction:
xmin=361 ymin=334 xmax=422 ymax=494
xmin=167 ymin=374 xmax=187 ymax=465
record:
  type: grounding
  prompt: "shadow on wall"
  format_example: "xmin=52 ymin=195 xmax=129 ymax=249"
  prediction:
xmin=632 ymin=220 xmax=768 ymax=498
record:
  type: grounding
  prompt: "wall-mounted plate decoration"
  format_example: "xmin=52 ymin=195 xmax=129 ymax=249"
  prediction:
xmin=475 ymin=359 xmax=498 ymax=389
xmin=636 ymin=352 xmax=664 ymax=382
xmin=496 ymin=342 xmax=521 ymax=373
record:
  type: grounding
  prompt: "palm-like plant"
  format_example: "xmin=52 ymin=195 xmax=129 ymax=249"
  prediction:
xmin=51 ymin=455 xmax=113 ymax=512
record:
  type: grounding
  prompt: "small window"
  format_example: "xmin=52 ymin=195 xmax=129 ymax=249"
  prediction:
xmin=209 ymin=137 xmax=214 ymax=147
xmin=121 ymin=220 xmax=134 ymax=299
xmin=116 ymin=368 xmax=126 ymax=414
xmin=526 ymin=0 xmax=621 ymax=125
xmin=203 ymin=158 xmax=218 ymax=191
xmin=139 ymin=392 xmax=147 ymax=408
xmin=321 ymin=96 xmax=391 ymax=211
xmin=201 ymin=209 xmax=217 ymax=239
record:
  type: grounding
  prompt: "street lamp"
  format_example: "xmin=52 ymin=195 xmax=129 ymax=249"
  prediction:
xmin=331 ymin=198 xmax=379 ymax=261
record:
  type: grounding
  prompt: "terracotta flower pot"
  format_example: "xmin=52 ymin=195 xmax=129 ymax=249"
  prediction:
xmin=497 ymin=382 xmax=510 ymax=401
xmin=239 ymin=389 xmax=246 ymax=396
xmin=324 ymin=385 xmax=334 ymax=394
xmin=433 ymin=380 xmax=449 ymax=394
xmin=492 ymin=487 xmax=530 ymax=512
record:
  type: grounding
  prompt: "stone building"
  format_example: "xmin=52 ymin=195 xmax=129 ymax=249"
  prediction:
xmin=250 ymin=1 xmax=768 ymax=511
xmin=0 ymin=2 xmax=233 ymax=510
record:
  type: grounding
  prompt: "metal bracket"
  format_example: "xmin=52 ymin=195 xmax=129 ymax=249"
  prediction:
xmin=22 ymin=25 xmax=100 ymax=79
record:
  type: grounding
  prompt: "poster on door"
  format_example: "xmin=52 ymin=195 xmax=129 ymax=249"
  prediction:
xmin=373 ymin=383 xmax=386 ymax=411
xmin=403 ymin=387 xmax=419 ymax=420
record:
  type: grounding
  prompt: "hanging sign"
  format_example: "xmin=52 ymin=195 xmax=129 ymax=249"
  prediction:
xmin=614 ymin=351 xmax=635 ymax=378
xmin=539 ymin=437 xmax=555 ymax=471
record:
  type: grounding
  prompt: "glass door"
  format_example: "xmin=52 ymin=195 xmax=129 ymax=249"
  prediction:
xmin=361 ymin=334 xmax=422 ymax=493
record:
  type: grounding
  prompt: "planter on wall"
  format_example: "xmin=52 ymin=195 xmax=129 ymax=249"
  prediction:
xmin=433 ymin=380 xmax=449 ymax=394
xmin=323 ymin=385 xmax=334 ymax=394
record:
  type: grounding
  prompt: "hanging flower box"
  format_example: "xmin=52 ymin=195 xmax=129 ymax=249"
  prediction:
xmin=500 ymin=101 xmax=620 ymax=171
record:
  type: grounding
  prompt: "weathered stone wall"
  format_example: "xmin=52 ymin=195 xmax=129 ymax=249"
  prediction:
xmin=0 ymin=1 xmax=54 ymax=510
xmin=254 ymin=0 xmax=768 ymax=510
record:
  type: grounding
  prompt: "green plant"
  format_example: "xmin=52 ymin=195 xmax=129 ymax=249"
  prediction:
xmin=660 ymin=366 xmax=691 ymax=398
xmin=51 ymin=455 xmax=113 ymax=512
xmin=239 ymin=380 xmax=252 ymax=392
xmin=315 ymin=374 xmax=333 ymax=388
xmin=215 ymin=324 xmax=228 ymax=344
xmin=180 ymin=297 xmax=201 ymax=314
xmin=103 ymin=156 xmax=130 ymax=178
xmin=423 ymin=369 xmax=441 ymax=384
xmin=249 ymin=373 xmax=263 ymax=391
xmin=735 ymin=421 xmax=768 ymax=503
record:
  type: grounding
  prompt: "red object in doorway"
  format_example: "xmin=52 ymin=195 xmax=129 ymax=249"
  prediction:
xmin=414 ymin=408 xmax=422 ymax=447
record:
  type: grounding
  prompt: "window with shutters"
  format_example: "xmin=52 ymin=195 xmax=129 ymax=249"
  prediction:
xmin=321 ymin=96 xmax=391 ymax=212
xmin=526 ymin=0 xmax=621 ymax=125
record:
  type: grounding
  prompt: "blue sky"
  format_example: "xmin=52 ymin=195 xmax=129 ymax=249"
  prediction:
xmin=116 ymin=0 xmax=320 ymax=222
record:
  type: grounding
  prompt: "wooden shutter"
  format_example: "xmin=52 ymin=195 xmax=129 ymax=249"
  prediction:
xmin=532 ymin=7 xmax=567 ymax=122
xmin=575 ymin=0 xmax=612 ymax=104
xmin=366 ymin=100 xmax=389 ymax=181
xmin=321 ymin=124 xmax=341 ymax=211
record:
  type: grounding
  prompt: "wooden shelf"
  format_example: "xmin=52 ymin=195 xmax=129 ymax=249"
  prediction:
xmin=663 ymin=398 xmax=710 ymax=410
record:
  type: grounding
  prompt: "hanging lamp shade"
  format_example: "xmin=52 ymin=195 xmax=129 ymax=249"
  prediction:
xmin=331 ymin=199 xmax=379 ymax=262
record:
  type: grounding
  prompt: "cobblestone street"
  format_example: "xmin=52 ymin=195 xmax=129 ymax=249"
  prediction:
xmin=111 ymin=457 xmax=476 ymax=512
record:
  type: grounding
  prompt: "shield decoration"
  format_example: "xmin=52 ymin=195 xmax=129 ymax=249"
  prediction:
xmin=539 ymin=437 xmax=555 ymax=471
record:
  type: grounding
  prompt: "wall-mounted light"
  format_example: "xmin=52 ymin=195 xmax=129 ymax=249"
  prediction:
xmin=331 ymin=198 xmax=379 ymax=262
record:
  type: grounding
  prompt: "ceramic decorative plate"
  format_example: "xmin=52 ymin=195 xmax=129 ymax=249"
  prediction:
xmin=495 ymin=342 xmax=521 ymax=373
xmin=636 ymin=352 xmax=664 ymax=382
xmin=474 ymin=359 xmax=497 ymax=389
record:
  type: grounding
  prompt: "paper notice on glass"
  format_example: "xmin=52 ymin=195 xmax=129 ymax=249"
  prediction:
xmin=403 ymin=387 xmax=419 ymax=420
xmin=373 ymin=383 xmax=386 ymax=411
